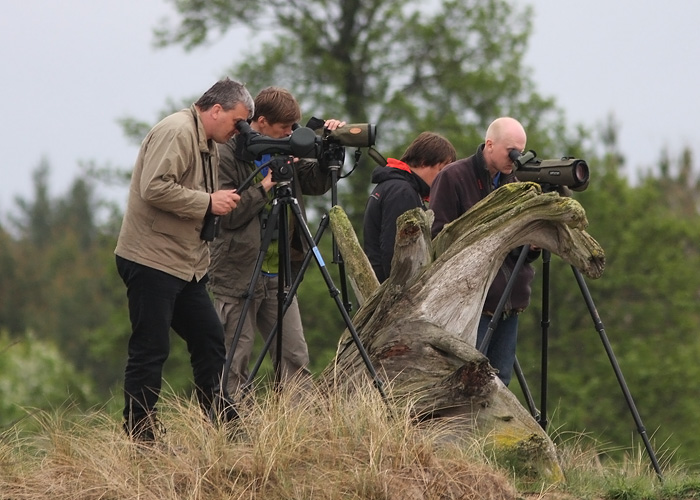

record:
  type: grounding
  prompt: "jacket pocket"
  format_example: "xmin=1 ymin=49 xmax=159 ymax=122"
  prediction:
xmin=151 ymin=210 xmax=200 ymax=242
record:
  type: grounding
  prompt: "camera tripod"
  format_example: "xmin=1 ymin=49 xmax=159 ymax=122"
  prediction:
xmin=220 ymin=156 xmax=387 ymax=403
xmin=478 ymin=244 xmax=663 ymax=480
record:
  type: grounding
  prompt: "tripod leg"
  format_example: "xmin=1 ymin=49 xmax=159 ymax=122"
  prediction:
xmin=513 ymin=356 xmax=540 ymax=420
xmin=478 ymin=245 xmax=531 ymax=353
xmin=242 ymin=214 xmax=330 ymax=395
xmin=221 ymin=200 xmax=283 ymax=396
xmin=274 ymin=201 xmax=291 ymax=389
xmin=287 ymin=199 xmax=389 ymax=403
xmin=539 ymin=250 xmax=551 ymax=430
xmin=571 ymin=265 xmax=664 ymax=480
xmin=328 ymin=164 xmax=353 ymax=313
xmin=336 ymin=258 xmax=352 ymax=313
xmin=478 ymin=245 xmax=543 ymax=420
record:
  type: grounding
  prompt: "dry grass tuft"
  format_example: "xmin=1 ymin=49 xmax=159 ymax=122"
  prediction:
xmin=4 ymin=383 xmax=691 ymax=499
xmin=0 ymin=381 xmax=519 ymax=500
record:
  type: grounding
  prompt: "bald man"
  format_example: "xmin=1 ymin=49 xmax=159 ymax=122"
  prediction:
xmin=430 ymin=117 xmax=540 ymax=386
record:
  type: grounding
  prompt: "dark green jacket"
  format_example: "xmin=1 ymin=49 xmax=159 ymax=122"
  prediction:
xmin=208 ymin=135 xmax=333 ymax=298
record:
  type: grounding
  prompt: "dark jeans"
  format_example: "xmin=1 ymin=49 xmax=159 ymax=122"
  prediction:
xmin=477 ymin=313 xmax=519 ymax=386
xmin=116 ymin=256 xmax=227 ymax=427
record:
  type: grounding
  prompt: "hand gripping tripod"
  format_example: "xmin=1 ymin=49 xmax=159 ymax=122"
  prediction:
xmin=478 ymin=244 xmax=663 ymax=480
xmin=220 ymin=155 xmax=388 ymax=402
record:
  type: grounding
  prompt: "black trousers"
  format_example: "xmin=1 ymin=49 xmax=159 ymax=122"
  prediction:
xmin=116 ymin=256 xmax=227 ymax=425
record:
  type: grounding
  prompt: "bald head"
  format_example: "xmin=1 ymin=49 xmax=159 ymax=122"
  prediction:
xmin=483 ymin=117 xmax=527 ymax=178
xmin=485 ymin=117 xmax=526 ymax=144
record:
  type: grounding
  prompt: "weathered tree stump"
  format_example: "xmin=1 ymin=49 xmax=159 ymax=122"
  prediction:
xmin=321 ymin=182 xmax=605 ymax=483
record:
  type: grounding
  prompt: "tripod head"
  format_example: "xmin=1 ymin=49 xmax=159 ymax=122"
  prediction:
xmin=267 ymin=155 xmax=295 ymax=183
xmin=322 ymin=141 xmax=346 ymax=171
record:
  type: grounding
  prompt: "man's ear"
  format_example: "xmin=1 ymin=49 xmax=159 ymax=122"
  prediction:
xmin=209 ymin=103 xmax=223 ymax=119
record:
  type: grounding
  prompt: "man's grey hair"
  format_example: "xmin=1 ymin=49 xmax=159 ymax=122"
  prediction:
xmin=195 ymin=77 xmax=254 ymax=118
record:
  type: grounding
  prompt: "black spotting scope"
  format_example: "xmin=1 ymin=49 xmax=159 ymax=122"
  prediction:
xmin=235 ymin=120 xmax=321 ymax=160
xmin=509 ymin=149 xmax=590 ymax=191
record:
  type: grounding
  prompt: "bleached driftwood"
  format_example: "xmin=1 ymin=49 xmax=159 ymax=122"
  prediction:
xmin=322 ymin=182 xmax=605 ymax=482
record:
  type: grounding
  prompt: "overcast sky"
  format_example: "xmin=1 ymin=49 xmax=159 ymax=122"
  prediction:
xmin=1 ymin=0 xmax=699 ymax=218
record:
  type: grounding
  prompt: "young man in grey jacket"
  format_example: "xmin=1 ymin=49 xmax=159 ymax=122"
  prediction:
xmin=208 ymin=86 xmax=344 ymax=397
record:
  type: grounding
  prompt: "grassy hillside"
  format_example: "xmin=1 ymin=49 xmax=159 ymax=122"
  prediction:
xmin=1 ymin=382 xmax=697 ymax=499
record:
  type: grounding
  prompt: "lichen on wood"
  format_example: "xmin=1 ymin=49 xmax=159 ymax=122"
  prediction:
xmin=322 ymin=182 xmax=605 ymax=484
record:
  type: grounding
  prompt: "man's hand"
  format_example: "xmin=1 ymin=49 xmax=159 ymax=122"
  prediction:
xmin=324 ymin=119 xmax=346 ymax=131
xmin=260 ymin=169 xmax=276 ymax=192
xmin=210 ymin=189 xmax=241 ymax=215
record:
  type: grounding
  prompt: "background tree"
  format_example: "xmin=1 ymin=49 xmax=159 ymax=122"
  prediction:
xmin=0 ymin=161 xmax=197 ymax=416
xmin=0 ymin=330 xmax=95 ymax=427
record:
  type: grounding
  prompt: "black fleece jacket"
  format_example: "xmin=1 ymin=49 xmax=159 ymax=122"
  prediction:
xmin=363 ymin=161 xmax=430 ymax=283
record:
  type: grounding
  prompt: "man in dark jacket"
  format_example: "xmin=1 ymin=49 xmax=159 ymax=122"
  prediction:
xmin=363 ymin=132 xmax=456 ymax=283
xmin=430 ymin=117 xmax=540 ymax=386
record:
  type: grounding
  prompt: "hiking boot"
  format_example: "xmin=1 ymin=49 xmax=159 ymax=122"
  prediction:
xmin=123 ymin=414 xmax=166 ymax=443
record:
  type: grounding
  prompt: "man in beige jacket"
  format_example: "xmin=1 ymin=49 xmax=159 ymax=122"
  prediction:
xmin=115 ymin=77 xmax=253 ymax=441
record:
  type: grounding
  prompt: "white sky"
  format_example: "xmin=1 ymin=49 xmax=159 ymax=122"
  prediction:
xmin=519 ymin=0 xmax=700 ymax=173
xmin=1 ymin=0 xmax=699 ymax=218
